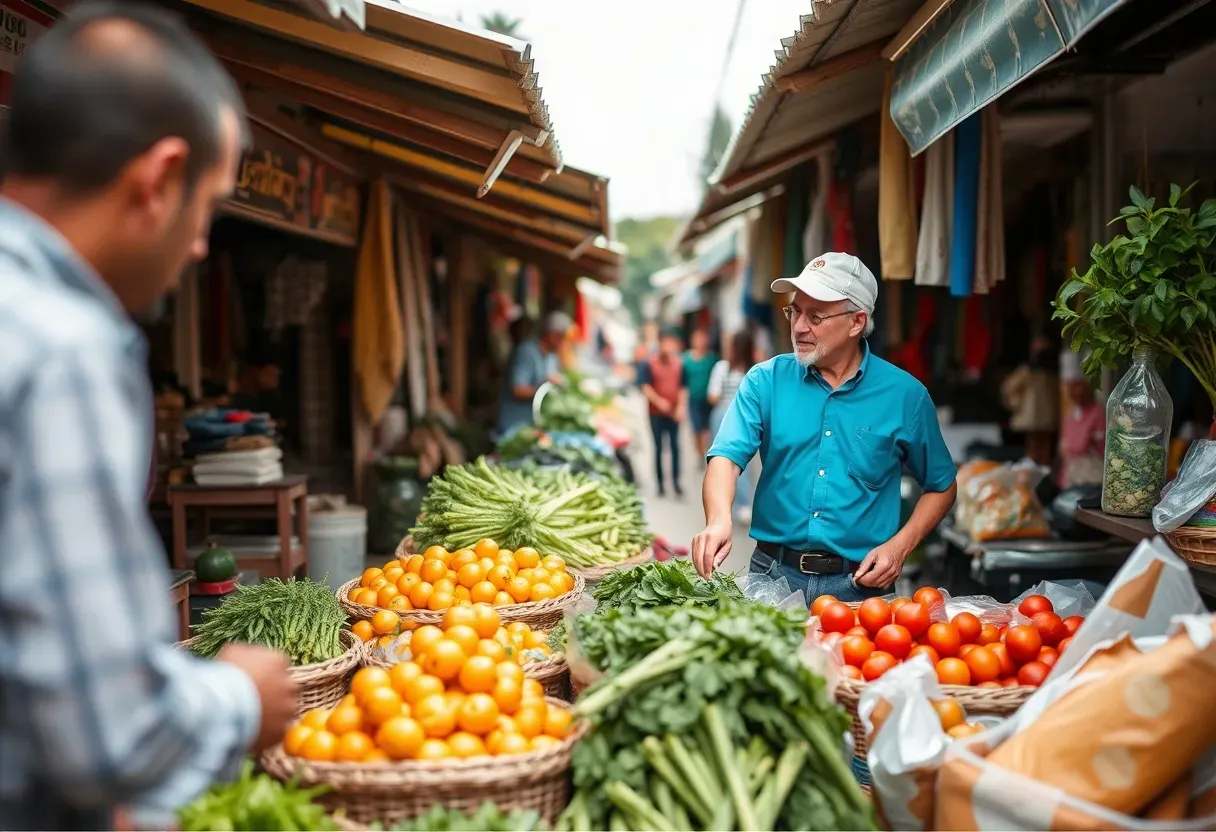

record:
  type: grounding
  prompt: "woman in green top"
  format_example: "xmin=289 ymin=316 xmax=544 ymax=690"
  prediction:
xmin=683 ymin=328 xmax=719 ymax=461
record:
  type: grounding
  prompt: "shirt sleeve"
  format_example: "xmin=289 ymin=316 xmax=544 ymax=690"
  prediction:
xmin=1 ymin=346 xmax=260 ymax=810
xmin=707 ymin=360 xmax=728 ymax=399
xmin=906 ymin=390 xmax=958 ymax=492
xmin=509 ymin=343 xmax=541 ymax=390
xmin=707 ymin=365 xmax=766 ymax=468
xmin=636 ymin=361 xmax=652 ymax=386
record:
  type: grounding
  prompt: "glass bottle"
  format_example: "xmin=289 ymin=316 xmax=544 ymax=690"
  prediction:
xmin=1102 ymin=348 xmax=1173 ymax=517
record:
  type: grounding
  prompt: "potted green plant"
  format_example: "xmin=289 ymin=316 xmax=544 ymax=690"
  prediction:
xmin=1053 ymin=184 xmax=1216 ymax=515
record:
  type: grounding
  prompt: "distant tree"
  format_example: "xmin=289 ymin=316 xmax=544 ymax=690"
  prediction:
xmin=480 ymin=11 xmax=523 ymax=37
xmin=699 ymin=105 xmax=733 ymax=184
xmin=615 ymin=216 xmax=683 ymax=323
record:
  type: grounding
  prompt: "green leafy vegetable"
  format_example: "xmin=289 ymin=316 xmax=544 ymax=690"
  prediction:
xmin=178 ymin=759 xmax=337 ymax=831
xmin=391 ymin=803 xmax=544 ymax=831
xmin=592 ymin=559 xmax=743 ymax=615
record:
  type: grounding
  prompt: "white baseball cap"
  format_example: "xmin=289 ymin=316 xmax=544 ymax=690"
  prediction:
xmin=771 ymin=252 xmax=878 ymax=314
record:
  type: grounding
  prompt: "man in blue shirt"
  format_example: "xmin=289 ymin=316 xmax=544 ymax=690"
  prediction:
xmin=498 ymin=311 xmax=569 ymax=435
xmin=692 ymin=253 xmax=957 ymax=603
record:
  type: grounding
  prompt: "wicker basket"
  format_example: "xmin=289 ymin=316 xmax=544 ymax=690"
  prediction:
xmin=337 ymin=574 xmax=585 ymax=631
xmin=570 ymin=547 xmax=653 ymax=586
xmin=360 ymin=639 xmax=571 ymax=700
xmin=1166 ymin=526 xmax=1216 ymax=566
xmin=260 ymin=698 xmax=585 ymax=827
xmin=179 ymin=629 xmax=361 ymax=715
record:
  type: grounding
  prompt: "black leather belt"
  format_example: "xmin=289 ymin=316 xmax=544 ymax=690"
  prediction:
xmin=756 ymin=542 xmax=849 ymax=575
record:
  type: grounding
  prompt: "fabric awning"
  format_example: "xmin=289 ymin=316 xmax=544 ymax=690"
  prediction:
xmin=890 ymin=0 xmax=1132 ymax=155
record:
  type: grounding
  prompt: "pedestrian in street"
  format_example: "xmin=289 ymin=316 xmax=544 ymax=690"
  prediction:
xmin=683 ymin=328 xmax=718 ymax=462
xmin=691 ymin=253 xmax=958 ymax=602
xmin=639 ymin=328 xmax=688 ymax=497
xmin=0 ymin=5 xmax=298 ymax=827
xmin=707 ymin=329 xmax=756 ymax=523
xmin=497 ymin=311 xmax=570 ymax=436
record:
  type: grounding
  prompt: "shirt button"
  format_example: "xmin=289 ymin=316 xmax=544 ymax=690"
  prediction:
xmin=813 ymin=511 xmax=820 ymax=518
xmin=824 ymin=430 xmax=832 ymax=437
xmin=818 ymin=469 xmax=825 ymax=477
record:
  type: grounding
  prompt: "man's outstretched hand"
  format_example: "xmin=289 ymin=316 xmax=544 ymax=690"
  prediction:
xmin=691 ymin=521 xmax=732 ymax=579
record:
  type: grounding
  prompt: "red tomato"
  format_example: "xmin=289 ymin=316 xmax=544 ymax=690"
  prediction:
xmin=978 ymin=680 xmax=1003 ymax=689
xmin=1004 ymin=625 xmax=1043 ymax=665
xmin=1062 ymin=616 xmax=1084 ymax=636
xmin=1018 ymin=594 xmax=1054 ymax=617
xmin=1017 ymin=660 xmax=1050 ymax=687
xmin=810 ymin=594 xmax=839 ymax=617
xmin=908 ymin=644 xmax=940 ymax=665
xmin=935 ymin=657 xmax=971 ymax=686
xmin=913 ymin=586 xmax=945 ymax=609
xmin=858 ymin=598 xmax=893 ymax=636
xmin=894 ymin=602 xmax=931 ymax=638
xmin=963 ymin=646 xmax=1001 ymax=684
xmin=926 ymin=622 xmax=962 ymax=658
xmin=846 ymin=625 xmax=870 ymax=638
xmin=874 ymin=624 xmax=913 ymax=659
xmin=988 ymin=643 xmax=1015 ymax=678
xmin=1037 ymin=647 xmax=1059 ymax=669
xmin=953 ymin=612 xmax=983 ymax=644
xmin=888 ymin=597 xmax=914 ymax=616
xmin=819 ymin=602 xmax=857 ymax=634
xmin=861 ymin=651 xmax=898 ymax=681
xmin=1001 ymin=677 xmax=1020 ymax=688
xmin=820 ymin=632 xmax=843 ymax=652
xmin=957 ymin=644 xmax=979 ymax=657
xmin=1030 ymin=612 xmax=1068 ymax=647
xmin=840 ymin=635 xmax=876 ymax=668
xmin=977 ymin=624 xmax=1001 ymax=645
xmin=1057 ymin=637 xmax=1073 ymax=654
xmin=839 ymin=664 xmax=863 ymax=680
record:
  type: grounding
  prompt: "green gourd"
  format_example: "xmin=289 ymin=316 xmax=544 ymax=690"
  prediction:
xmin=195 ymin=540 xmax=238 ymax=583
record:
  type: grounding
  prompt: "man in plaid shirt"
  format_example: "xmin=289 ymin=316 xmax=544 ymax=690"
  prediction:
xmin=0 ymin=4 xmax=297 ymax=828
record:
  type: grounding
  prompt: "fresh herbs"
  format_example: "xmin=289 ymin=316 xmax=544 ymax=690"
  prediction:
xmin=592 ymin=559 xmax=743 ymax=615
xmin=391 ymin=803 xmax=545 ymax=831
xmin=189 ymin=577 xmax=346 ymax=666
xmin=178 ymin=759 xmax=337 ymax=831
xmin=1103 ymin=421 xmax=1168 ymax=517
xmin=559 ymin=602 xmax=873 ymax=831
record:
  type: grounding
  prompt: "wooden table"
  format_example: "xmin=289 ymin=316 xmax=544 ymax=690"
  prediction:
xmin=169 ymin=569 xmax=194 ymax=641
xmin=1074 ymin=507 xmax=1216 ymax=600
xmin=168 ymin=475 xmax=309 ymax=581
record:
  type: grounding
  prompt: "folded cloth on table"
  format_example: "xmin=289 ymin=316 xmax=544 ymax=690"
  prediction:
xmin=195 ymin=447 xmax=283 ymax=466
xmin=194 ymin=467 xmax=283 ymax=487
xmin=193 ymin=462 xmax=284 ymax=478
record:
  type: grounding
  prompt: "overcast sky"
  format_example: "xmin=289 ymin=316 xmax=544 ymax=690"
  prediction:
xmin=406 ymin=0 xmax=812 ymax=221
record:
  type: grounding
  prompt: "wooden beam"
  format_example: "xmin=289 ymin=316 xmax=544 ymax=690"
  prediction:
xmin=183 ymin=0 xmax=529 ymax=112
xmin=243 ymin=94 xmax=367 ymax=177
xmin=713 ymin=137 xmax=834 ymax=195
xmin=449 ymin=234 xmax=472 ymax=416
xmin=882 ymin=0 xmax=955 ymax=61
xmin=228 ymin=63 xmax=556 ymax=184
xmin=394 ymin=177 xmax=590 ymax=244
xmin=774 ymin=38 xmax=888 ymax=94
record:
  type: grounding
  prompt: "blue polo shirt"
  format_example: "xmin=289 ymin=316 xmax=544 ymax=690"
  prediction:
xmin=707 ymin=344 xmax=956 ymax=563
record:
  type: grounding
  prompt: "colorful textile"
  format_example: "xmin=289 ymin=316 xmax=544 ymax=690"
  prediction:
xmin=878 ymin=66 xmax=917 ymax=280
xmin=949 ymin=114 xmax=982 ymax=298
xmin=915 ymin=132 xmax=954 ymax=286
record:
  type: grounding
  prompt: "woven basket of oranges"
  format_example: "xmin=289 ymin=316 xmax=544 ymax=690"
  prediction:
xmin=338 ymin=539 xmax=584 ymax=631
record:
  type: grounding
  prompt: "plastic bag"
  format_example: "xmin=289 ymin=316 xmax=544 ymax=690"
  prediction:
xmin=1153 ymin=439 xmax=1216 ymax=532
xmin=735 ymin=570 xmax=808 ymax=613
xmin=960 ymin=460 xmax=1052 ymax=541
xmin=559 ymin=590 xmax=601 ymax=693
xmin=1011 ymin=579 xmax=1098 ymax=622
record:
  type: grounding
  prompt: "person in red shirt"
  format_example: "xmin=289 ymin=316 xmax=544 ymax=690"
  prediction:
xmin=639 ymin=328 xmax=689 ymax=497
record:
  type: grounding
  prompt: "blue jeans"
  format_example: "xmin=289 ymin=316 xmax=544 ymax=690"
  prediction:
xmin=748 ymin=548 xmax=889 ymax=604
xmin=650 ymin=415 xmax=681 ymax=492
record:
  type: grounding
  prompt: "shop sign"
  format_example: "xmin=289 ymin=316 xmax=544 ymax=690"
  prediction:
xmin=0 ymin=0 xmax=55 ymax=107
xmin=231 ymin=124 xmax=361 ymax=244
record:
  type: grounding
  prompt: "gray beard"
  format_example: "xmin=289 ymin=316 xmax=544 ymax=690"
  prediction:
xmin=794 ymin=344 xmax=824 ymax=368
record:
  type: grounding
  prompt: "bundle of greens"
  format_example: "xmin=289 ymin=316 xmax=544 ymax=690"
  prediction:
xmin=410 ymin=458 xmax=652 ymax=568
xmin=559 ymin=602 xmax=873 ymax=832
xmin=538 ymin=384 xmax=596 ymax=434
xmin=178 ymin=760 xmax=336 ymax=831
xmin=391 ymin=803 xmax=545 ymax=831
xmin=188 ymin=577 xmax=346 ymax=666
xmin=592 ymin=559 xmax=743 ymax=614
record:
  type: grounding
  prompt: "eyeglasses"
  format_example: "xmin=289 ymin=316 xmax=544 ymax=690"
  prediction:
xmin=782 ymin=306 xmax=855 ymax=326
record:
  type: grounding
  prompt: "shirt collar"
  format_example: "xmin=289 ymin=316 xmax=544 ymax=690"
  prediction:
xmin=806 ymin=339 xmax=871 ymax=390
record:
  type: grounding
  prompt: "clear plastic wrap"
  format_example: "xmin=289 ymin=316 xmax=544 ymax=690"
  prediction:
xmin=734 ymin=570 xmax=809 ymax=612
xmin=1011 ymin=579 xmax=1098 ymax=622
xmin=957 ymin=460 xmax=1052 ymax=541
xmin=1153 ymin=439 xmax=1216 ymax=532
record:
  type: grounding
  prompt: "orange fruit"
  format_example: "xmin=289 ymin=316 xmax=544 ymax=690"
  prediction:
xmin=521 ymin=678 xmax=545 ymax=702
xmin=336 ymin=730 xmax=375 ymax=762
xmin=444 ymin=690 xmax=466 ymax=712
xmin=530 ymin=735 xmax=561 ymax=752
xmin=422 ymin=546 xmax=447 ymax=562
xmin=388 ymin=595 xmax=412 ymax=613
xmin=514 ymin=547 xmax=540 ymax=568
xmin=492 ymin=676 xmax=524 ymax=715
xmin=348 ymin=587 xmax=363 ymax=601
xmin=445 ymin=624 xmax=480 ymax=656
xmin=376 ymin=635 xmax=395 ymax=650
xmin=396 ymin=573 xmax=422 ymax=594
xmin=351 ymin=667 xmax=393 ymax=705
xmin=404 ymin=554 xmax=425 ymax=574
xmin=340 ymin=694 xmax=358 ymax=707
xmin=417 ymin=738 xmax=451 ymax=760
xmin=420 ymin=559 xmax=447 ymax=584
xmin=932 ymin=698 xmax=966 ymax=731
xmin=363 ymin=686 xmax=405 ymax=726
xmin=354 ymin=588 xmax=379 ymax=606
xmin=371 ymin=609 xmax=401 ymax=635
xmin=352 ymin=620 xmax=375 ymax=642
xmin=284 ymin=724 xmax=314 ymax=756
xmin=476 ymin=639 xmax=508 ymax=663
xmin=459 ymin=655 xmax=498 ymax=694
xmin=360 ymin=567 xmax=384 ymax=588
xmin=389 ymin=661 xmax=423 ymax=696
xmin=364 ymin=748 xmax=390 ymax=763
xmin=442 ymin=606 xmax=477 ymax=629
xmin=414 ymin=694 xmax=457 ymax=738
xmin=485 ymin=729 xmax=508 ymax=755
xmin=453 ymin=586 xmax=472 ymax=604
xmin=450 ymin=549 xmax=479 ymax=571
xmin=410 ymin=625 xmax=445 ymax=658
xmin=428 ymin=591 xmax=455 ymax=611
xmin=301 ymin=708 xmax=332 ymax=730
xmin=496 ymin=733 xmax=531 ymax=756
xmin=300 ymin=729 xmax=339 ymax=761
xmin=524 ymin=630 xmax=547 ymax=649
xmin=478 ymin=557 xmax=496 ymax=575
xmin=493 ymin=591 xmax=514 ymax=606
xmin=471 ymin=581 xmax=498 ymax=604
xmin=432 ymin=577 xmax=456 ymax=595
xmin=456 ymin=563 xmax=485 ymax=589
xmin=326 ymin=705 xmax=364 ymax=736
xmin=409 ymin=582 xmax=435 ymax=609
xmin=368 ymin=577 xmax=389 ymax=592
xmin=470 ymin=604 xmax=502 ymax=638
xmin=473 ymin=538 xmax=500 ymax=560
xmin=541 ymin=556 xmax=566 ymax=573
xmin=529 ymin=583 xmax=556 ymax=603
xmin=516 ymin=568 xmax=536 ymax=584
xmin=382 ymin=565 xmax=405 ymax=583
xmin=530 ymin=568 xmax=551 ymax=585
xmin=423 ymin=640 xmax=467 ymax=681
xmin=514 ymin=702 xmax=546 ymax=739
xmin=494 ymin=551 xmax=517 ymax=569
xmin=506 ymin=577 xmax=532 ymax=603
xmin=447 ymin=731 xmax=488 ymax=758
xmin=496 ymin=661 xmax=526 ymax=684
xmin=457 ymin=693 xmax=500 ymax=735
xmin=446 ymin=570 xmax=458 ymax=583
xmin=403 ymin=673 xmax=445 ymax=705
xmin=544 ymin=705 xmax=572 ymax=739
xmin=486 ymin=565 xmax=513 ymax=591
xmin=375 ymin=716 xmax=425 ymax=760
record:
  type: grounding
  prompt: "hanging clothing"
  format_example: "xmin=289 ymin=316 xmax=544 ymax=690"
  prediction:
xmin=915 ymin=132 xmax=954 ymax=287
xmin=803 ymin=152 xmax=831 ymax=261
xmin=828 ymin=180 xmax=856 ymax=254
xmin=949 ymin=113 xmax=982 ymax=298
xmin=973 ymin=106 xmax=1006 ymax=294
xmin=352 ymin=179 xmax=404 ymax=423
xmin=878 ymin=66 xmax=917 ymax=280
xmin=783 ymin=165 xmax=811 ymax=276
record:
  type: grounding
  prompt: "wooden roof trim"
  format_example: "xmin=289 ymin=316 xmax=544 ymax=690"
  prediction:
xmin=881 ymin=0 xmax=955 ymax=60
xmin=774 ymin=38 xmax=888 ymax=93
xmin=713 ymin=136 xmax=834 ymax=195
xmin=243 ymin=95 xmax=367 ymax=177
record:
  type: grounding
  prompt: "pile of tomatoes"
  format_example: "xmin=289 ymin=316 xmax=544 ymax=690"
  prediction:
xmin=931 ymin=698 xmax=986 ymax=740
xmin=810 ymin=587 xmax=1084 ymax=688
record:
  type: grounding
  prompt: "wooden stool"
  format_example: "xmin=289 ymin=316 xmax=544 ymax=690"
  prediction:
xmin=168 ymin=475 xmax=310 ymax=581
xmin=169 ymin=569 xmax=194 ymax=641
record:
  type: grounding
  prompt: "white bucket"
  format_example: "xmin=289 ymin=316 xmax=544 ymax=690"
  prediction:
xmin=309 ymin=506 xmax=367 ymax=592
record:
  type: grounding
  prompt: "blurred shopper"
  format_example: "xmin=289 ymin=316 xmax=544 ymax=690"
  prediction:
xmin=498 ymin=312 xmax=569 ymax=436
xmin=639 ymin=328 xmax=688 ymax=497
xmin=1002 ymin=335 xmax=1060 ymax=466
xmin=683 ymin=328 xmax=718 ymax=461
xmin=708 ymin=330 xmax=756 ymax=522
xmin=1057 ymin=351 xmax=1104 ymax=488
xmin=0 ymin=5 xmax=298 ymax=827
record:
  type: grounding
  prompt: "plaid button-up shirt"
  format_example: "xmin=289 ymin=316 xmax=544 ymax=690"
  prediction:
xmin=0 ymin=198 xmax=260 ymax=830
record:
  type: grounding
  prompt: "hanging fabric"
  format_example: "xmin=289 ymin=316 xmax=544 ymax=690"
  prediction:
xmin=803 ymin=152 xmax=831 ymax=261
xmin=830 ymin=130 xmax=859 ymax=255
xmin=353 ymin=179 xmax=405 ymax=423
xmin=915 ymin=131 xmax=954 ymax=286
xmin=973 ymin=105 xmax=1006 ymax=295
xmin=264 ymin=256 xmax=328 ymax=336
xmin=890 ymin=290 xmax=938 ymax=382
xmin=949 ymin=113 xmax=982 ymax=298
xmin=783 ymin=165 xmax=811 ymax=275
xmin=878 ymin=66 xmax=917 ymax=280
